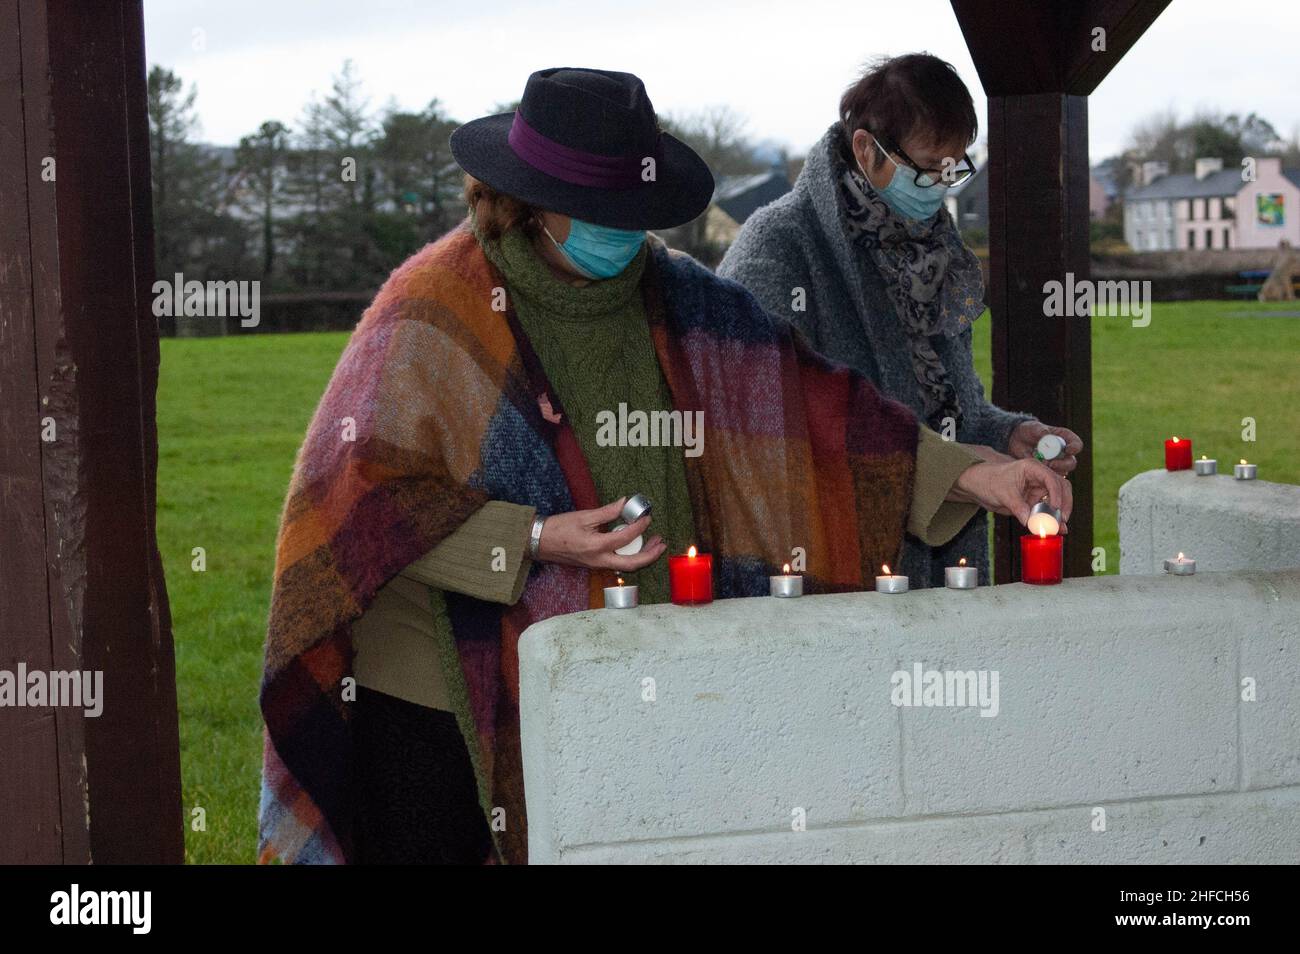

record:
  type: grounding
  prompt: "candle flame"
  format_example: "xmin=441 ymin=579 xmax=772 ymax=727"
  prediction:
xmin=1241 ymin=459 xmax=1248 ymax=465
xmin=958 ymin=557 xmax=967 ymax=567
xmin=687 ymin=545 xmax=697 ymax=558
xmin=1176 ymin=553 xmax=1184 ymax=561
xmin=782 ymin=563 xmax=791 ymax=574
xmin=1201 ymin=455 xmax=1207 ymax=460
xmin=1038 ymin=528 xmax=1048 ymax=539
xmin=882 ymin=564 xmax=891 ymax=576
xmin=1171 ymin=436 xmax=1180 ymax=443
xmin=617 ymin=577 xmax=624 ymax=587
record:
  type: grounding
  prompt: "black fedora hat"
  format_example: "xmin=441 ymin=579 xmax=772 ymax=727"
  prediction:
xmin=450 ymin=67 xmax=714 ymax=231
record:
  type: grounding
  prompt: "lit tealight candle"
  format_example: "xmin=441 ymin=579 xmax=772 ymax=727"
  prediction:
xmin=1163 ymin=552 xmax=1196 ymax=576
xmin=1194 ymin=455 xmax=1217 ymax=476
xmin=1234 ymin=459 xmax=1257 ymax=480
xmin=602 ymin=576 xmax=639 ymax=609
xmin=769 ymin=563 xmax=803 ymax=598
xmin=1164 ymin=436 xmax=1193 ymax=471
xmin=1026 ymin=501 xmax=1061 ymax=538
xmin=945 ymin=557 xmax=978 ymax=589
xmin=875 ymin=564 xmax=909 ymax=594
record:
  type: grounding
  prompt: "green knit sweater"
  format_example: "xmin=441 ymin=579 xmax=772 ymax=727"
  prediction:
xmin=477 ymin=224 xmax=695 ymax=604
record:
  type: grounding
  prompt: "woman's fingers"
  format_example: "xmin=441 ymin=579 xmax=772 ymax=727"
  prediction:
xmin=606 ymin=537 xmax=667 ymax=572
xmin=1048 ymin=454 xmax=1078 ymax=475
xmin=1055 ymin=427 xmax=1084 ymax=456
xmin=605 ymin=513 xmax=652 ymax=549
xmin=585 ymin=496 xmax=628 ymax=527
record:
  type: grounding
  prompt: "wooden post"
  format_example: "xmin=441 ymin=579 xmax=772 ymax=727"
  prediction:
xmin=951 ymin=0 xmax=1171 ymax=581
xmin=985 ymin=93 xmax=1094 ymax=581
xmin=0 ymin=0 xmax=182 ymax=863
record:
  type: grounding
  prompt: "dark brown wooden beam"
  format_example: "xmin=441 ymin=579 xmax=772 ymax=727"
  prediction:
xmin=1 ymin=0 xmax=182 ymax=863
xmin=0 ymin=0 xmax=89 ymax=865
xmin=952 ymin=0 xmax=1172 ymax=96
xmin=986 ymin=93 xmax=1094 ymax=582
xmin=1061 ymin=0 xmax=1174 ymax=95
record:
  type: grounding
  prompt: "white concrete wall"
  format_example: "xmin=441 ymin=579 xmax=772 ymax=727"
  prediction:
xmin=1119 ymin=469 xmax=1300 ymax=575
xmin=519 ymin=570 xmax=1300 ymax=864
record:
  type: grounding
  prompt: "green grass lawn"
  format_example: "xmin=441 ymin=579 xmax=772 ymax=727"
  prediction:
xmin=158 ymin=300 xmax=1300 ymax=863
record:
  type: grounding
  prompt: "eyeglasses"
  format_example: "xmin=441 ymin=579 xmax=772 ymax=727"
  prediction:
xmin=869 ymin=132 xmax=974 ymax=188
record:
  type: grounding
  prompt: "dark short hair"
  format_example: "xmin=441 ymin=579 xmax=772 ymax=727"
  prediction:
xmin=839 ymin=53 xmax=977 ymax=153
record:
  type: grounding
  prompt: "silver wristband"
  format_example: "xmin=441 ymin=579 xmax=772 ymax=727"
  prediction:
xmin=528 ymin=514 xmax=546 ymax=560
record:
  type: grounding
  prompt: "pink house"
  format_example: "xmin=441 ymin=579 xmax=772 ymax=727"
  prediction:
xmin=1234 ymin=157 xmax=1300 ymax=249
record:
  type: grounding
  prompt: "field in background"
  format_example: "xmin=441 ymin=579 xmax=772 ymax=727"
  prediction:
xmin=158 ymin=301 xmax=1300 ymax=863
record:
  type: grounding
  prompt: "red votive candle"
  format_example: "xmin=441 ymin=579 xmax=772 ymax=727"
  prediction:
xmin=668 ymin=545 xmax=713 ymax=605
xmin=1164 ymin=435 xmax=1193 ymax=471
xmin=1020 ymin=531 xmax=1063 ymax=585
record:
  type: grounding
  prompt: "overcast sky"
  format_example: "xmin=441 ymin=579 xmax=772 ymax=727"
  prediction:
xmin=143 ymin=0 xmax=1300 ymax=161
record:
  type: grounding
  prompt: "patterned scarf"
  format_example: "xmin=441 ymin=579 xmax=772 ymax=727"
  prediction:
xmin=837 ymin=142 xmax=985 ymax=430
xmin=257 ymin=222 xmax=920 ymax=864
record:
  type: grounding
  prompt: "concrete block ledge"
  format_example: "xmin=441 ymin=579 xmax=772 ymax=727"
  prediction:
xmin=1120 ymin=468 xmax=1300 ymax=575
xmin=519 ymin=569 xmax=1300 ymax=864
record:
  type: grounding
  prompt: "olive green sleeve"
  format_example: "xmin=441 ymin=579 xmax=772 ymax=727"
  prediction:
xmin=399 ymin=500 xmax=537 ymax=605
xmin=908 ymin=425 xmax=985 ymax=547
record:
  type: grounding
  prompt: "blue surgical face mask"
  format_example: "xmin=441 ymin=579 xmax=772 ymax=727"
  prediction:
xmin=543 ymin=218 xmax=646 ymax=280
xmin=858 ymin=140 xmax=946 ymax=221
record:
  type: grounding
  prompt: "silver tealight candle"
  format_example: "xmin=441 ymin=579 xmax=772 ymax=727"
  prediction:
xmin=1234 ymin=459 xmax=1257 ymax=480
xmin=945 ymin=557 xmax=978 ymax=589
xmin=875 ymin=564 xmax=909 ymax=594
xmin=1026 ymin=501 xmax=1061 ymax=538
xmin=1194 ymin=455 xmax=1217 ymax=476
xmin=610 ymin=493 xmax=653 ymax=555
xmin=603 ymin=577 xmax=639 ymax=608
xmin=769 ymin=563 xmax=803 ymax=598
xmin=1163 ymin=552 xmax=1196 ymax=575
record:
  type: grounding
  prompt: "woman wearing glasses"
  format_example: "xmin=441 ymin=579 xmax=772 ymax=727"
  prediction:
xmin=719 ymin=52 xmax=1082 ymax=587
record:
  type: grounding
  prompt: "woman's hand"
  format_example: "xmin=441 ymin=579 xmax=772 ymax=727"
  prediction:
xmin=535 ymin=496 xmax=666 ymax=571
xmin=1008 ymin=420 xmax=1083 ymax=475
xmin=950 ymin=459 xmax=1074 ymax=531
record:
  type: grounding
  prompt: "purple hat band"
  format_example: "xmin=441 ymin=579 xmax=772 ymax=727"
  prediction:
xmin=507 ymin=110 xmax=653 ymax=189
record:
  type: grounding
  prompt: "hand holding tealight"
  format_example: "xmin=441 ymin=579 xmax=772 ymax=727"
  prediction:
xmin=952 ymin=458 xmax=1072 ymax=533
xmin=535 ymin=496 xmax=665 ymax=571
xmin=1009 ymin=420 xmax=1082 ymax=475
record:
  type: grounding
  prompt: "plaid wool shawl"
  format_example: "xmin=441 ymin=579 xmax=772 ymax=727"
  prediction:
xmin=258 ymin=223 xmax=919 ymax=864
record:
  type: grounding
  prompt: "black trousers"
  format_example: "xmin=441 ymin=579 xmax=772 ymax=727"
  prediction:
xmin=351 ymin=686 xmax=493 ymax=864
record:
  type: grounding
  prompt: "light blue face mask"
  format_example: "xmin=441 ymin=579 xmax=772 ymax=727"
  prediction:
xmin=544 ymin=218 xmax=646 ymax=280
xmin=858 ymin=138 xmax=947 ymax=221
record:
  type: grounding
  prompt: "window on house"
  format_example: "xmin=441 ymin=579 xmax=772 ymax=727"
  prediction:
xmin=1205 ymin=228 xmax=1214 ymax=248
xmin=1187 ymin=229 xmax=1195 ymax=248
xmin=1223 ymin=228 xmax=1231 ymax=248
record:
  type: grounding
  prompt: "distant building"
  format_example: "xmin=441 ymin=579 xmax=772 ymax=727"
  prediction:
xmin=1237 ymin=158 xmax=1300 ymax=249
xmin=1122 ymin=156 xmax=1300 ymax=251
xmin=706 ymin=168 xmax=791 ymax=244
xmin=1090 ymin=157 xmax=1122 ymax=218
xmin=942 ymin=161 xmax=1111 ymax=238
xmin=945 ymin=163 xmax=987 ymax=235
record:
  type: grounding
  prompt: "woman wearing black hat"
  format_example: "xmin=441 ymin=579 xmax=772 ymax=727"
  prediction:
xmin=258 ymin=67 xmax=1072 ymax=866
